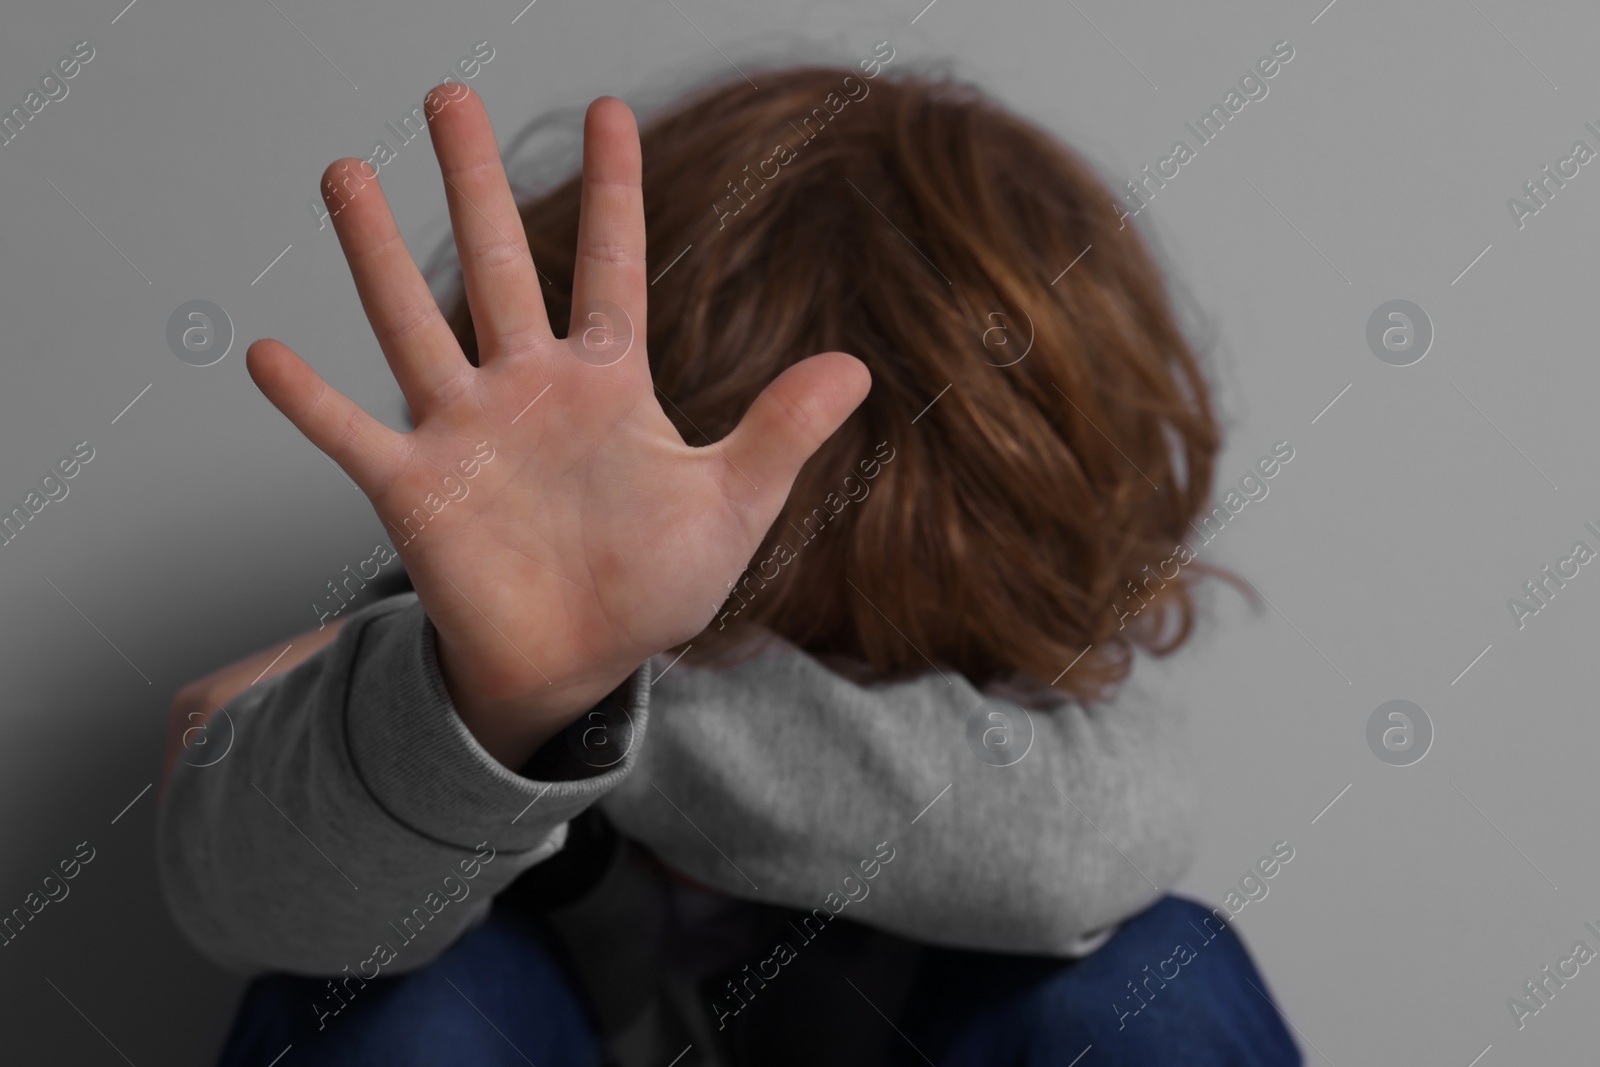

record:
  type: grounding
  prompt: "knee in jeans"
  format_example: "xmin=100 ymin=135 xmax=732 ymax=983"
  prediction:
xmin=219 ymin=911 xmax=601 ymax=1067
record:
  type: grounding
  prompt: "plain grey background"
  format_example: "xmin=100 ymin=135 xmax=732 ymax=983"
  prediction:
xmin=2 ymin=0 xmax=1595 ymax=1062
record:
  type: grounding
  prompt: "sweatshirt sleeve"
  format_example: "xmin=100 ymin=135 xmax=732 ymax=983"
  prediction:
xmin=597 ymin=638 xmax=1196 ymax=957
xmin=157 ymin=591 xmax=650 ymax=977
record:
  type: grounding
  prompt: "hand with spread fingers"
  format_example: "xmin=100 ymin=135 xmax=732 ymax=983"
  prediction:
xmin=246 ymin=86 xmax=871 ymax=769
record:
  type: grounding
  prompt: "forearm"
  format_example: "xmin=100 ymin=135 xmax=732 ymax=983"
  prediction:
xmin=599 ymin=641 xmax=1196 ymax=955
xmin=158 ymin=592 xmax=651 ymax=976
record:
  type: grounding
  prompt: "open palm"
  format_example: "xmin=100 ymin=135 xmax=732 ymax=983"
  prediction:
xmin=246 ymin=86 xmax=870 ymax=765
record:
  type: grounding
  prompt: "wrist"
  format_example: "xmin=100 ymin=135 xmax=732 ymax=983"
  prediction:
xmin=433 ymin=632 xmax=639 ymax=770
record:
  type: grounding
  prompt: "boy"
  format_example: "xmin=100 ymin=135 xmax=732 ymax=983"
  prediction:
xmin=160 ymin=69 xmax=1299 ymax=1065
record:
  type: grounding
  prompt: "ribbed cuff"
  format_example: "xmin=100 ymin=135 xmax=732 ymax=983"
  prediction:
xmin=343 ymin=596 xmax=651 ymax=853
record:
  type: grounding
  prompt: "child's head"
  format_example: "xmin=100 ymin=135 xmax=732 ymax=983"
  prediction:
xmin=445 ymin=65 xmax=1224 ymax=701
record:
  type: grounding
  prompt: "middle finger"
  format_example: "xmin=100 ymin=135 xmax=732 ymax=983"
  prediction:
xmin=427 ymin=84 xmax=552 ymax=361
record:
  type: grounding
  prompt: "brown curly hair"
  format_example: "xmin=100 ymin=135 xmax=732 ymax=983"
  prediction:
xmin=444 ymin=64 xmax=1230 ymax=703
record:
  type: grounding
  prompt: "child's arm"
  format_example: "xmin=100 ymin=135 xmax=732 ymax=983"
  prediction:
xmin=601 ymin=642 xmax=1197 ymax=956
xmin=159 ymin=593 xmax=651 ymax=977
xmin=158 ymin=85 xmax=867 ymax=976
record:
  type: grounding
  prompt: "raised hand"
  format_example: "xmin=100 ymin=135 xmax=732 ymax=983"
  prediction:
xmin=246 ymin=86 xmax=870 ymax=768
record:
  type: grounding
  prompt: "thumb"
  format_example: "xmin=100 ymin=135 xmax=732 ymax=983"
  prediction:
xmin=718 ymin=351 xmax=872 ymax=509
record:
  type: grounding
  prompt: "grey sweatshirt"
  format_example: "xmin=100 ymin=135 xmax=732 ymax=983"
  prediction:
xmin=158 ymin=592 xmax=1196 ymax=978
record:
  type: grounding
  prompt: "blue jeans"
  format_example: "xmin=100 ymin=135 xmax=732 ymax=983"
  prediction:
xmin=216 ymin=896 xmax=1301 ymax=1066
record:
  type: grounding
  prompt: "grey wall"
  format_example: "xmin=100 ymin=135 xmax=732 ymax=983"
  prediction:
xmin=1 ymin=0 xmax=1594 ymax=1062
